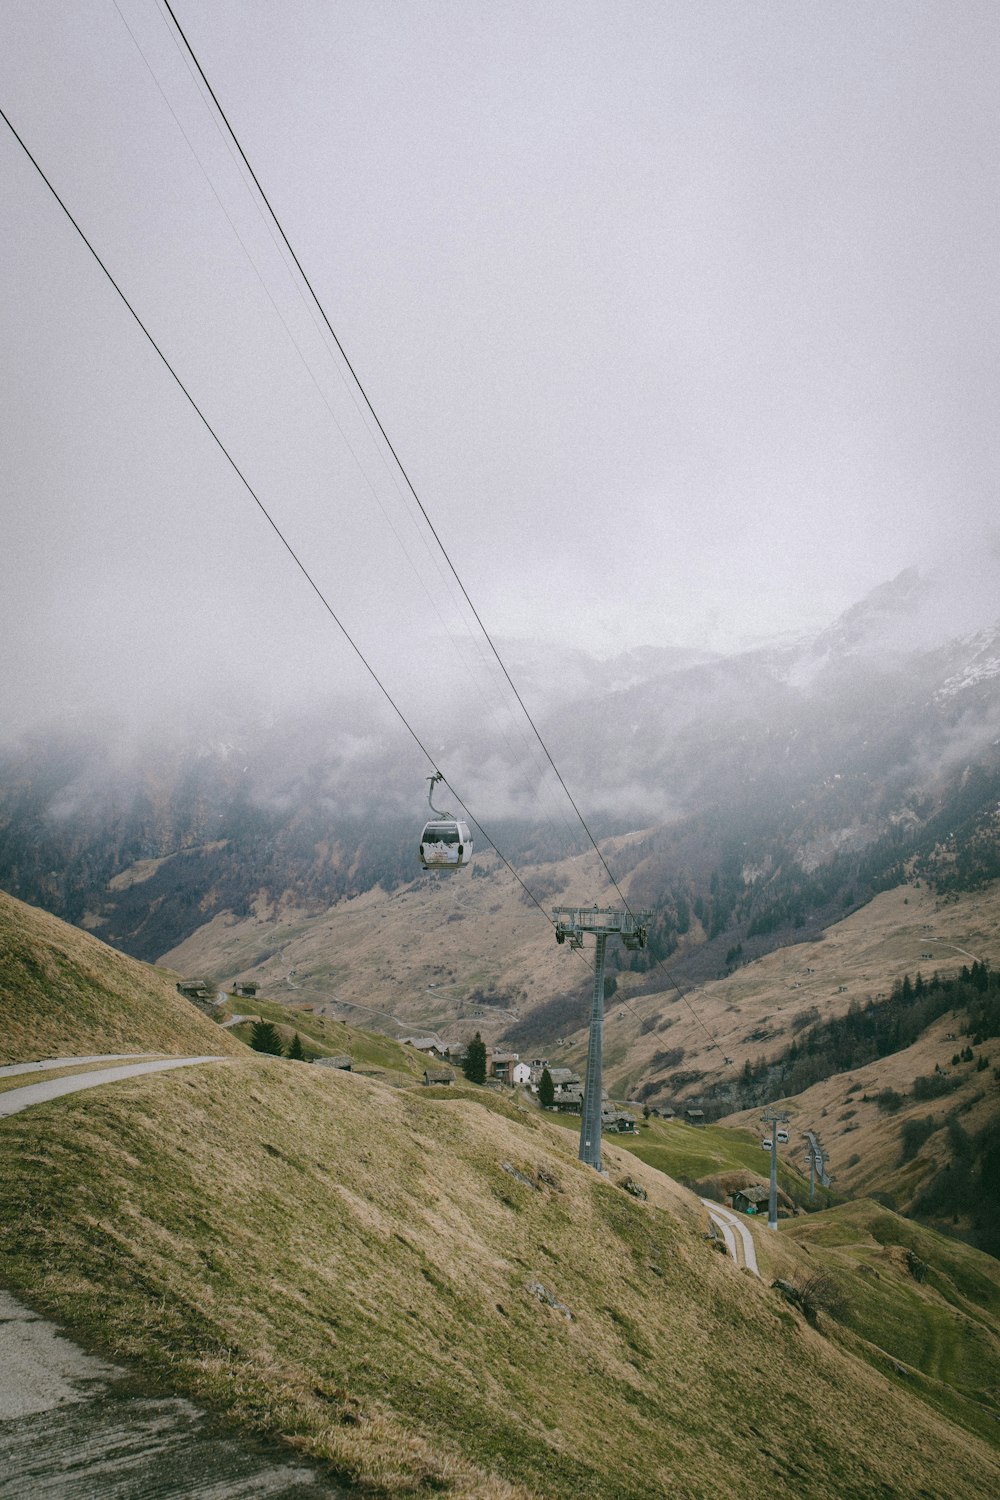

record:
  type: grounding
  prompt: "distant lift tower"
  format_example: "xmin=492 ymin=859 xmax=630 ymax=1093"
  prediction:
xmin=552 ymin=906 xmax=650 ymax=1172
xmin=761 ymin=1107 xmax=790 ymax=1230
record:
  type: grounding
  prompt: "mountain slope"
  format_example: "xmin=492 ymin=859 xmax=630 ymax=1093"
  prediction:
xmin=0 ymin=888 xmax=243 ymax=1064
xmin=0 ymin=896 xmax=999 ymax=1497
xmin=2 ymin=572 xmax=999 ymax=978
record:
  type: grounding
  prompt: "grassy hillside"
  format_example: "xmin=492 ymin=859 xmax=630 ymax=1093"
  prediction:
xmin=2 ymin=893 xmax=1000 ymax=1497
xmin=0 ymin=889 xmax=243 ymax=1063
xmin=3 ymin=1058 xmax=1000 ymax=1499
xmin=779 ymin=1199 xmax=1000 ymax=1446
xmin=217 ymin=993 xmax=425 ymax=1077
xmin=615 ymin=1116 xmax=836 ymax=1211
xmin=718 ymin=1003 xmax=1000 ymax=1253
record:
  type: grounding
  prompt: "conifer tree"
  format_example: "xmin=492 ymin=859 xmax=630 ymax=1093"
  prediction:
xmin=249 ymin=1019 xmax=285 ymax=1055
xmin=538 ymin=1066 xmax=555 ymax=1108
xmin=463 ymin=1031 xmax=487 ymax=1084
xmin=287 ymin=1031 xmax=306 ymax=1061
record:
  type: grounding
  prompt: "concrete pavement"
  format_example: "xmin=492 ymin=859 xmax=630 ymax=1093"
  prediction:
xmin=0 ymin=1058 xmax=225 ymax=1119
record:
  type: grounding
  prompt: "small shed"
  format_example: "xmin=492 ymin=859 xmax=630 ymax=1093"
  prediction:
xmin=233 ymin=981 xmax=258 ymax=998
xmin=685 ymin=1108 xmax=705 ymax=1125
xmin=176 ymin=979 xmax=210 ymax=1000
xmin=553 ymin=1084 xmax=583 ymax=1112
xmin=315 ymin=1055 xmax=352 ymax=1071
xmin=400 ymin=1036 xmax=442 ymax=1054
xmin=732 ymin=1185 xmax=770 ymax=1215
xmin=423 ymin=1068 xmax=455 ymax=1087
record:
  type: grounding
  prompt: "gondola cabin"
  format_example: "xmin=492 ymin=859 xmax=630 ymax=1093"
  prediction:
xmin=419 ymin=818 xmax=473 ymax=872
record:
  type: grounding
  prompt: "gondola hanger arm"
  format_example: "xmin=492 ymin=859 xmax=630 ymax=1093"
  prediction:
xmin=427 ymin=772 xmax=453 ymax=818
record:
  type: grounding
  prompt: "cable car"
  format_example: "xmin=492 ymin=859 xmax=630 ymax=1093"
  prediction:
xmin=419 ymin=773 xmax=472 ymax=873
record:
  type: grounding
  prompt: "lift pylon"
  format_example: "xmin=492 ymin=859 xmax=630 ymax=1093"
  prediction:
xmin=552 ymin=906 xmax=650 ymax=1172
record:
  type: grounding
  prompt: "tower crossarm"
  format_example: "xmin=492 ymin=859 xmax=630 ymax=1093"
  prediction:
xmin=551 ymin=905 xmax=651 ymax=951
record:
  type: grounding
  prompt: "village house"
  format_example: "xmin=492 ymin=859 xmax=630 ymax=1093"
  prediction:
xmin=488 ymin=1049 xmax=519 ymax=1083
xmin=553 ymin=1083 xmax=583 ymax=1112
xmin=511 ymin=1061 xmax=532 ymax=1085
xmin=732 ymin=1185 xmax=770 ymax=1216
xmin=399 ymin=1035 xmax=443 ymax=1056
xmin=176 ymin=979 xmax=210 ymax=1000
xmin=232 ymin=981 xmax=258 ymax=998
xmin=601 ymin=1103 xmax=638 ymax=1134
xmin=543 ymin=1067 xmax=580 ymax=1097
xmin=423 ymin=1068 xmax=455 ymax=1087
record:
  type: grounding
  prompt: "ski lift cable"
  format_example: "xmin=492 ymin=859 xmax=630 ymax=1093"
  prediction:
xmin=116 ymin=0 xmax=579 ymax=848
xmin=134 ymin=0 xmax=587 ymax=858
xmin=155 ymin=4 xmax=725 ymax=1060
xmin=149 ymin=2 xmax=587 ymax=870
xmin=0 ymin=102 xmax=573 ymax=943
xmin=157 ymin=0 xmax=618 ymax=887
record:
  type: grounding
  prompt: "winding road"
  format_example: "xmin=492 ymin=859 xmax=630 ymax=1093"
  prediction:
xmin=0 ymin=1056 xmax=225 ymax=1119
xmin=701 ymin=1198 xmax=761 ymax=1277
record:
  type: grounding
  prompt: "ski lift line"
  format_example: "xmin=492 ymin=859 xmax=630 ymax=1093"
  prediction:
xmin=156 ymin=0 xmax=590 ymax=876
xmin=0 ymin=104 xmax=560 ymax=934
xmin=158 ymin=5 xmax=710 ymax=972
xmin=124 ymin=0 xmax=559 ymax=812
xmin=159 ymin=8 xmax=723 ymax=1063
xmin=158 ymin=0 xmax=615 ymax=886
xmin=153 ymin=0 xmax=456 ymax=593
xmin=130 ymin=1 xmax=563 ymax=850
xmin=1 ymin=113 xmax=690 ymax=1061
xmin=0 ymin=109 xmax=411 ymax=739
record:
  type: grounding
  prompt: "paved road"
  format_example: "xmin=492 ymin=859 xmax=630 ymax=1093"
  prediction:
xmin=0 ymin=1058 xmax=225 ymax=1119
xmin=0 ymin=1292 xmax=346 ymax=1497
xmin=703 ymin=1205 xmax=738 ymax=1263
xmin=0 ymin=1055 xmax=158 ymax=1080
xmin=1 ymin=1062 xmax=350 ymax=1494
xmin=701 ymin=1199 xmax=761 ymax=1277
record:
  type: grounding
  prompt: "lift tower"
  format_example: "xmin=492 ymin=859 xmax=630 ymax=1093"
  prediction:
xmin=761 ymin=1107 xmax=790 ymax=1230
xmin=552 ymin=906 xmax=650 ymax=1172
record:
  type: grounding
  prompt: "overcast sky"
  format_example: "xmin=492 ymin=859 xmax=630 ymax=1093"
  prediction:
xmin=2 ymin=1 xmax=999 ymax=741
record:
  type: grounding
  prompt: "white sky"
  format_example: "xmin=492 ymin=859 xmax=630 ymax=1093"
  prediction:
xmin=2 ymin=1 xmax=999 ymax=738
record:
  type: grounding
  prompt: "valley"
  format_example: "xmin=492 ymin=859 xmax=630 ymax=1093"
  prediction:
xmin=2 ymin=576 xmax=1000 ymax=1494
xmin=1 ymin=889 xmax=999 ymax=1498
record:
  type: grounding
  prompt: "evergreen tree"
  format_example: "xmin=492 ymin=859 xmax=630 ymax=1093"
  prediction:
xmin=287 ymin=1031 xmax=307 ymax=1061
xmin=249 ymin=1019 xmax=285 ymax=1055
xmin=538 ymin=1066 xmax=555 ymax=1108
xmin=463 ymin=1031 xmax=487 ymax=1084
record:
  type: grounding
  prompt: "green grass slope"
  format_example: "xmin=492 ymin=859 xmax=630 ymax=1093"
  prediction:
xmin=217 ymin=993 xmax=424 ymax=1076
xmin=2 ymin=894 xmax=999 ymax=1498
xmin=779 ymin=1199 xmax=1000 ymax=1440
xmin=2 ymin=1058 xmax=999 ymax=1498
xmin=0 ymin=889 xmax=243 ymax=1063
xmin=613 ymin=1115 xmax=836 ymax=1210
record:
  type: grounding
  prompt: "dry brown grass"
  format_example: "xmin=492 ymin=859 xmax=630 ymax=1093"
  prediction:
xmin=0 ymin=889 xmax=243 ymax=1063
xmin=2 ymin=1054 xmax=998 ymax=1499
xmin=157 ymin=860 xmax=1000 ymax=1107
